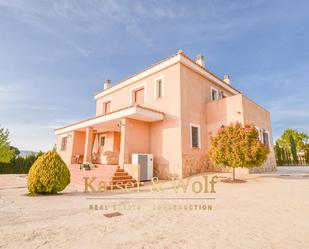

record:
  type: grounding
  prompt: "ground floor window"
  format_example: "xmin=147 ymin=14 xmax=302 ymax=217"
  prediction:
xmin=190 ymin=124 xmax=201 ymax=148
xmin=262 ymin=130 xmax=270 ymax=147
xmin=100 ymin=136 xmax=106 ymax=146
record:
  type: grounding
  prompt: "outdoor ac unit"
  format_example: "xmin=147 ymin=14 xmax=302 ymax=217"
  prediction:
xmin=131 ymin=153 xmax=153 ymax=181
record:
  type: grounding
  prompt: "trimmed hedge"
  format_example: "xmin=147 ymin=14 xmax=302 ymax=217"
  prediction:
xmin=27 ymin=151 xmax=70 ymax=194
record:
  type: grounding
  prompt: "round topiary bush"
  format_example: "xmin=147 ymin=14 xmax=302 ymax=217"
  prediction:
xmin=27 ymin=151 xmax=70 ymax=194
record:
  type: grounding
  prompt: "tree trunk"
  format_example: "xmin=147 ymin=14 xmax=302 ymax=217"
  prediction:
xmin=232 ymin=167 xmax=235 ymax=181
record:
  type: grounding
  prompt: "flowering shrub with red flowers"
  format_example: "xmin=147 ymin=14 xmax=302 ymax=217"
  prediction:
xmin=209 ymin=122 xmax=269 ymax=180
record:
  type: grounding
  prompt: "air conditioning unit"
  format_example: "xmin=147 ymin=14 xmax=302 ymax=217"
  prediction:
xmin=131 ymin=153 xmax=153 ymax=181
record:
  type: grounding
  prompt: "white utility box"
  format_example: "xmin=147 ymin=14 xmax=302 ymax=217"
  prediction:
xmin=131 ymin=153 xmax=153 ymax=181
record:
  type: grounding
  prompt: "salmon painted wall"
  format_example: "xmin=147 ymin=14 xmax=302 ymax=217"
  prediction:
xmin=242 ymin=96 xmax=273 ymax=145
xmin=96 ymin=63 xmax=182 ymax=179
xmin=205 ymin=94 xmax=276 ymax=172
xmin=56 ymin=131 xmax=86 ymax=165
xmin=124 ymin=118 xmax=150 ymax=155
xmin=241 ymin=96 xmax=276 ymax=172
xmin=98 ymin=131 xmax=120 ymax=153
xmin=179 ymin=63 xmax=235 ymax=177
xmin=71 ymin=131 xmax=86 ymax=156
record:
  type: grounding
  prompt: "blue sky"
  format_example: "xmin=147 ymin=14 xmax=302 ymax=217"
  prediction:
xmin=0 ymin=0 xmax=308 ymax=151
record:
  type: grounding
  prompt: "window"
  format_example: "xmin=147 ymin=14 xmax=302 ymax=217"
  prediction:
xmin=221 ymin=92 xmax=227 ymax=98
xmin=100 ymin=136 xmax=105 ymax=146
xmin=133 ymin=88 xmax=145 ymax=104
xmin=130 ymin=83 xmax=146 ymax=105
xmin=155 ymin=77 xmax=164 ymax=99
xmin=262 ymin=130 xmax=270 ymax=147
xmin=103 ymin=101 xmax=111 ymax=114
xmin=255 ymin=126 xmax=261 ymax=141
xmin=60 ymin=137 xmax=68 ymax=151
xmin=190 ymin=124 xmax=201 ymax=148
xmin=211 ymin=87 xmax=219 ymax=101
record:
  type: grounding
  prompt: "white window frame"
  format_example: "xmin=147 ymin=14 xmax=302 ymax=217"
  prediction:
xmin=254 ymin=126 xmax=262 ymax=141
xmin=190 ymin=123 xmax=201 ymax=149
xmin=154 ymin=76 xmax=164 ymax=99
xmin=60 ymin=136 xmax=68 ymax=151
xmin=130 ymin=83 xmax=147 ymax=105
xmin=101 ymin=97 xmax=113 ymax=115
xmin=210 ymin=87 xmax=219 ymax=101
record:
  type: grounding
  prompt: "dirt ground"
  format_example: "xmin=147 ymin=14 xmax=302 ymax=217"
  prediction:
xmin=0 ymin=166 xmax=309 ymax=249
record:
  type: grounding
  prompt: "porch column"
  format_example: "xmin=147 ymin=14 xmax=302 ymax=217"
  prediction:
xmin=83 ymin=127 xmax=93 ymax=163
xmin=119 ymin=118 xmax=127 ymax=168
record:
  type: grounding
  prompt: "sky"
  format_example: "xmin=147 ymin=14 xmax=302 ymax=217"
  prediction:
xmin=0 ymin=0 xmax=309 ymax=151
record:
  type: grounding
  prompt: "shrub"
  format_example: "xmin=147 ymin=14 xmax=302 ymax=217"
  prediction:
xmin=27 ymin=151 xmax=70 ymax=194
xmin=209 ymin=123 xmax=269 ymax=180
xmin=0 ymin=152 xmax=43 ymax=174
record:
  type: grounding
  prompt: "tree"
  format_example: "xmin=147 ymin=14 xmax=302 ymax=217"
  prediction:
xmin=289 ymin=135 xmax=298 ymax=164
xmin=209 ymin=123 xmax=269 ymax=181
xmin=277 ymin=128 xmax=308 ymax=151
xmin=304 ymin=144 xmax=309 ymax=165
xmin=274 ymin=141 xmax=283 ymax=165
xmin=0 ymin=127 xmax=15 ymax=163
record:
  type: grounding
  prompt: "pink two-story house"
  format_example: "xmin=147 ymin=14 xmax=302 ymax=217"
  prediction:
xmin=55 ymin=50 xmax=276 ymax=179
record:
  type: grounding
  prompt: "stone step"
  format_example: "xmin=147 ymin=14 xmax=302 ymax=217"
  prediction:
xmin=112 ymin=174 xmax=132 ymax=180
xmin=109 ymin=179 xmax=137 ymax=184
xmin=107 ymin=182 xmax=139 ymax=190
xmin=114 ymin=172 xmax=129 ymax=176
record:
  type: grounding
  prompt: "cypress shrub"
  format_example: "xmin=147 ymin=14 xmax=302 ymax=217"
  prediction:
xmin=27 ymin=151 xmax=70 ymax=194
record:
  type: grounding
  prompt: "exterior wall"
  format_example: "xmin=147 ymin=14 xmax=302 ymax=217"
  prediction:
xmin=205 ymin=94 xmax=276 ymax=173
xmin=71 ymin=131 xmax=86 ymax=157
xmin=179 ymin=63 xmax=235 ymax=177
xmin=242 ymin=96 xmax=276 ymax=172
xmin=56 ymin=130 xmax=85 ymax=165
xmin=119 ymin=118 xmax=150 ymax=166
xmin=98 ymin=64 xmax=183 ymax=179
xmin=98 ymin=131 xmax=120 ymax=154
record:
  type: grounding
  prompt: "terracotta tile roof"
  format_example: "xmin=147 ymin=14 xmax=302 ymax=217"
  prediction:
xmin=54 ymin=105 xmax=164 ymax=131
xmin=94 ymin=50 xmax=241 ymax=96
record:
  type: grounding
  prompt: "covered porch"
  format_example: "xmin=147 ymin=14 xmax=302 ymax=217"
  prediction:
xmin=55 ymin=105 xmax=164 ymax=168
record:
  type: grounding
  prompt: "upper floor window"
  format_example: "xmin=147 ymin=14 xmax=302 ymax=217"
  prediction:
xmin=60 ymin=136 xmax=68 ymax=151
xmin=211 ymin=87 xmax=219 ymax=101
xmin=103 ymin=101 xmax=111 ymax=114
xmin=134 ymin=88 xmax=144 ymax=104
xmin=221 ymin=92 xmax=227 ymax=98
xmin=155 ymin=77 xmax=164 ymax=99
xmin=190 ymin=124 xmax=201 ymax=148
xmin=130 ymin=83 xmax=147 ymax=105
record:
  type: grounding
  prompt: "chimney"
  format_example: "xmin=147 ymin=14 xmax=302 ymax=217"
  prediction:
xmin=103 ymin=79 xmax=111 ymax=90
xmin=223 ymin=74 xmax=231 ymax=84
xmin=196 ymin=54 xmax=205 ymax=67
